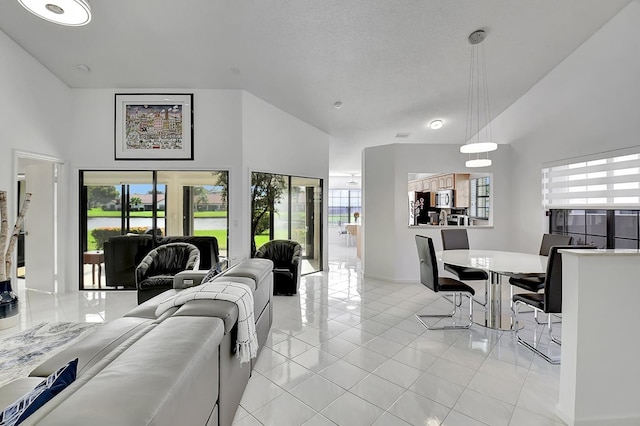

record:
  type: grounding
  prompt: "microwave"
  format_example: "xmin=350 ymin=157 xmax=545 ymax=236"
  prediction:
xmin=435 ymin=190 xmax=454 ymax=208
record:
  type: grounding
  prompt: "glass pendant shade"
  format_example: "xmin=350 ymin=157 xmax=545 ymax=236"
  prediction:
xmin=460 ymin=142 xmax=498 ymax=154
xmin=18 ymin=0 xmax=91 ymax=26
xmin=465 ymin=158 xmax=492 ymax=168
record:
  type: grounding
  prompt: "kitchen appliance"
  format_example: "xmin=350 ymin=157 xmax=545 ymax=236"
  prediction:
xmin=448 ymin=214 xmax=470 ymax=226
xmin=435 ymin=189 xmax=454 ymax=209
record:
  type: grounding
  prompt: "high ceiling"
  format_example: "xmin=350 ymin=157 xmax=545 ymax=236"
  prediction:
xmin=0 ymin=0 xmax=631 ymax=175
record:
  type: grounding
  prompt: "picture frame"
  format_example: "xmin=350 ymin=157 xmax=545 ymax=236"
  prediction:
xmin=114 ymin=93 xmax=194 ymax=160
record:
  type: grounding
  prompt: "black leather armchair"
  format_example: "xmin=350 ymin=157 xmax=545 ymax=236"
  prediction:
xmin=135 ymin=242 xmax=200 ymax=304
xmin=255 ymin=240 xmax=302 ymax=295
xmin=104 ymin=235 xmax=219 ymax=288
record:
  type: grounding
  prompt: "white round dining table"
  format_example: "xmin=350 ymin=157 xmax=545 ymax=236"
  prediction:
xmin=436 ymin=249 xmax=547 ymax=330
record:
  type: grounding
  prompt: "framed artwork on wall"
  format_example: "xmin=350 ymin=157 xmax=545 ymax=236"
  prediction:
xmin=114 ymin=93 xmax=194 ymax=160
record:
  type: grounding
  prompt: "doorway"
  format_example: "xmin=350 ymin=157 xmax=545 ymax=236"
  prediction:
xmin=15 ymin=152 xmax=63 ymax=293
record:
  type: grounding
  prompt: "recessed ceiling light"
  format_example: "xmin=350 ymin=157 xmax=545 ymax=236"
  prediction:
xmin=428 ymin=120 xmax=443 ymax=130
xmin=334 ymin=101 xmax=343 ymax=109
xmin=75 ymin=64 xmax=90 ymax=72
xmin=18 ymin=0 xmax=92 ymax=26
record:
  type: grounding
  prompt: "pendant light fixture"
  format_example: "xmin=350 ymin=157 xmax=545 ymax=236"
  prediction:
xmin=18 ymin=0 xmax=92 ymax=26
xmin=461 ymin=29 xmax=498 ymax=168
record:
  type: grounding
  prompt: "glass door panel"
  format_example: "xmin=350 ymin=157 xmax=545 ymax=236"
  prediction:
xmin=273 ymin=178 xmax=290 ymax=240
xmin=291 ymin=176 xmax=322 ymax=274
xmin=156 ymin=170 xmax=229 ymax=258
xmin=81 ymin=171 xmax=154 ymax=289
xmin=250 ymin=172 xmax=322 ymax=275
xmin=80 ymin=170 xmax=228 ymax=290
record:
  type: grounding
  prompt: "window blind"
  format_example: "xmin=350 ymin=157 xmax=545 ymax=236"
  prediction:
xmin=542 ymin=150 xmax=640 ymax=208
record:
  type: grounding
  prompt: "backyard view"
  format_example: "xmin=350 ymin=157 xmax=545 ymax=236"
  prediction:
xmin=85 ymin=184 xmax=231 ymax=253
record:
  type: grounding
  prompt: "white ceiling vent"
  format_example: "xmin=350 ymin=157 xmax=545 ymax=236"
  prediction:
xmin=395 ymin=132 xmax=411 ymax=138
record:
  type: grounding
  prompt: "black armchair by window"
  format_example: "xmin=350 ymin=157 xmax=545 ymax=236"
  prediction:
xmin=255 ymin=240 xmax=302 ymax=295
xmin=135 ymin=242 xmax=200 ymax=304
xmin=415 ymin=235 xmax=475 ymax=330
xmin=512 ymin=244 xmax=595 ymax=364
xmin=440 ymin=229 xmax=488 ymax=307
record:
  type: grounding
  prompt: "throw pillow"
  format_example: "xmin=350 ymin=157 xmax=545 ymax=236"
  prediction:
xmin=0 ymin=358 xmax=78 ymax=426
xmin=201 ymin=263 xmax=221 ymax=284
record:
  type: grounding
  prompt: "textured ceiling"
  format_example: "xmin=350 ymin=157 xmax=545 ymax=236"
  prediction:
xmin=0 ymin=0 xmax=632 ymax=174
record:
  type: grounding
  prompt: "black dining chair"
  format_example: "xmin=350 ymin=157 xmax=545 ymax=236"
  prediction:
xmin=440 ymin=229 xmax=488 ymax=307
xmin=415 ymin=235 xmax=475 ymax=330
xmin=512 ymin=244 xmax=595 ymax=364
xmin=509 ymin=234 xmax=573 ymax=319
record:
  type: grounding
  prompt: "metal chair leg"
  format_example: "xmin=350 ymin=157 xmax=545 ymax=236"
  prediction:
xmin=416 ymin=292 xmax=474 ymax=330
xmin=548 ymin=313 xmax=562 ymax=345
xmin=513 ymin=300 xmax=561 ymax=365
xmin=472 ymin=279 xmax=488 ymax=308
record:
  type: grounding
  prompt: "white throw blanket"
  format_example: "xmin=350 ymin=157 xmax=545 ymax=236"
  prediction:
xmin=155 ymin=280 xmax=258 ymax=364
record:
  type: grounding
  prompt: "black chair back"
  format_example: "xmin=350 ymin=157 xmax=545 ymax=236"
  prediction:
xmin=441 ymin=229 xmax=470 ymax=250
xmin=415 ymin=235 xmax=439 ymax=292
xmin=544 ymin=245 xmax=595 ymax=313
xmin=539 ymin=234 xmax=573 ymax=256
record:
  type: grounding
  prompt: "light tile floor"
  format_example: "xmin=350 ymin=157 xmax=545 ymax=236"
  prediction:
xmin=0 ymin=238 xmax=565 ymax=425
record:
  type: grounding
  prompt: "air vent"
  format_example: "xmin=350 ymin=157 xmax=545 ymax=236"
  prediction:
xmin=395 ymin=132 xmax=411 ymax=138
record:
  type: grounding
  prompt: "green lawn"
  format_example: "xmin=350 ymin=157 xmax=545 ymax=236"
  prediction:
xmin=87 ymin=208 xmax=227 ymax=218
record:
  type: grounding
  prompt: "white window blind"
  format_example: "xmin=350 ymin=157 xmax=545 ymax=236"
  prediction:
xmin=542 ymin=149 xmax=640 ymax=208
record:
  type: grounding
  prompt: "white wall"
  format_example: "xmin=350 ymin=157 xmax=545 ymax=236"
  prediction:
xmin=493 ymin=0 xmax=640 ymax=253
xmin=65 ymin=89 xmax=245 ymax=290
xmin=363 ymin=143 xmax=512 ymax=283
xmin=242 ymin=92 xmax=330 ymax=268
xmin=0 ymin=29 xmax=72 ymax=284
xmin=62 ymin=89 xmax=330 ymax=290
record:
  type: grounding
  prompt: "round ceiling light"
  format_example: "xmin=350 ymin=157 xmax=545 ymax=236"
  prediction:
xmin=465 ymin=158 xmax=492 ymax=168
xmin=428 ymin=120 xmax=443 ymax=130
xmin=18 ymin=0 xmax=92 ymax=26
xmin=460 ymin=142 xmax=498 ymax=154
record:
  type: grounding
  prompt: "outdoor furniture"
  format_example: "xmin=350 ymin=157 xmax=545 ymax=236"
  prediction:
xmin=83 ymin=250 xmax=105 ymax=288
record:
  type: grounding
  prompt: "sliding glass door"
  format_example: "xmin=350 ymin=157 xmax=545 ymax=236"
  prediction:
xmin=79 ymin=170 xmax=228 ymax=290
xmin=252 ymin=172 xmax=322 ymax=274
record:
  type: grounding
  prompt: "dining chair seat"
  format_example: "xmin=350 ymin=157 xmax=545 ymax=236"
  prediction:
xmin=509 ymin=274 xmax=545 ymax=293
xmin=512 ymin=292 xmax=544 ymax=310
xmin=444 ymin=263 xmax=489 ymax=281
xmin=438 ymin=276 xmax=478 ymax=293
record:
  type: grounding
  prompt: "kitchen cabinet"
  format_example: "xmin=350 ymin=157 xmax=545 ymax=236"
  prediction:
xmin=408 ymin=173 xmax=471 ymax=207
xmin=408 ymin=180 xmax=421 ymax=192
xmin=454 ymin=174 xmax=470 ymax=207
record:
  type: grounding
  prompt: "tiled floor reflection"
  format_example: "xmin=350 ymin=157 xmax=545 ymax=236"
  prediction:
xmin=0 ymin=233 xmax=565 ymax=425
xmin=238 ymin=238 xmax=565 ymax=425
